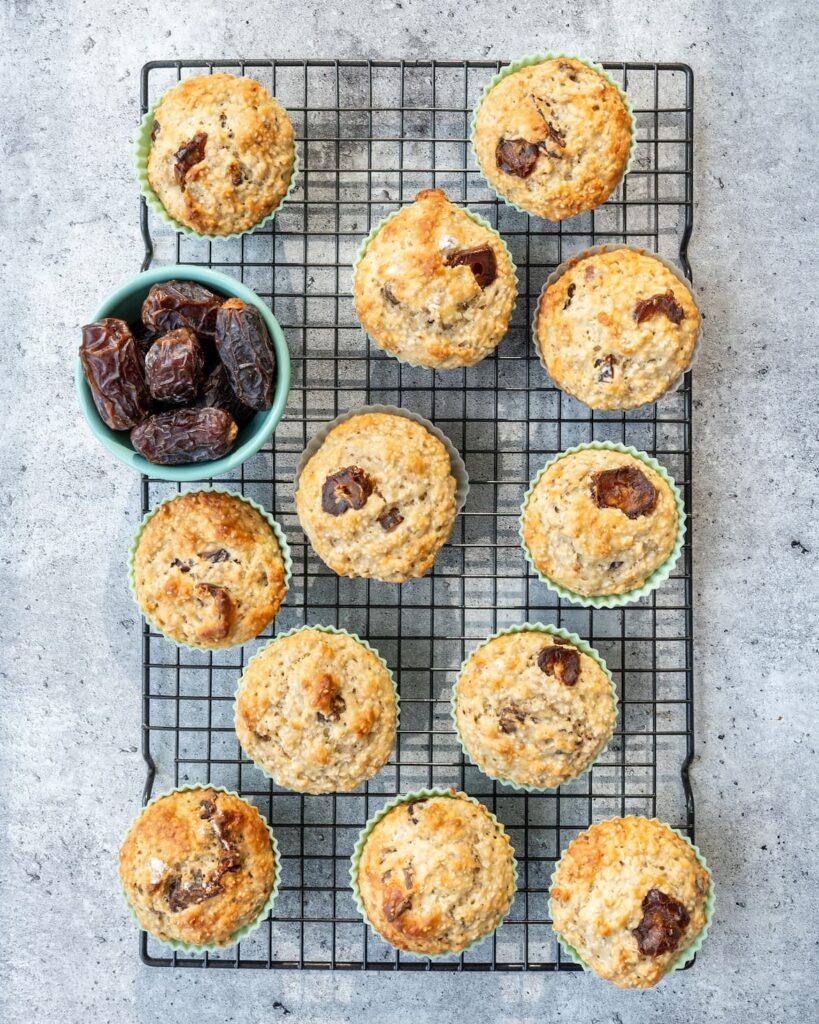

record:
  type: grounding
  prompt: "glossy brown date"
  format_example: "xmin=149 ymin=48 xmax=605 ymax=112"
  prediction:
xmin=196 ymin=364 xmax=255 ymax=428
xmin=141 ymin=280 xmax=223 ymax=338
xmin=144 ymin=327 xmax=205 ymax=405
xmin=215 ymin=298 xmax=276 ymax=410
xmin=131 ymin=407 xmax=238 ymax=465
xmin=80 ymin=318 xmax=151 ymax=430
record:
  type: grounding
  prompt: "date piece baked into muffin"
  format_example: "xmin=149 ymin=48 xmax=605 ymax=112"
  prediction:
xmin=454 ymin=629 xmax=615 ymax=789
xmin=356 ymin=793 xmax=516 ymax=955
xmin=132 ymin=490 xmax=288 ymax=648
xmin=236 ymin=628 xmax=397 ymax=793
xmin=147 ymin=73 xmax=295 ymax=236
xmin=473 ymin=58 xmax=632 ymax=220
xmin=535 ymin=248 xmax=700 ymax=410
xmin=295 ymin=412 xmax=458 ymax=582
xmin=353 ymin=189 xmax=517 ymax=369
xmin=521 ymin=448 xmax=679 ymax=597
xmin=550 ymin=817 xmax=711 ymax=988
xmin=119 ymin=787 xmax=276 ymax=948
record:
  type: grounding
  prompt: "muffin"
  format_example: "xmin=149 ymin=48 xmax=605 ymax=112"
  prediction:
xmin=521 ymin=446 xmax=681 ymax=600
xmin=535 ymin=248 xmax=701 ymax=410
xmin=353 ymin=188 xmax=517 ymax=369
xmin=131 ymin=490 xmax=289 ymax=648
xmin=235 ymin=628 xmax=397 ymax=793
xmin=454 ymin=628 xmax=615 ymax=789
xmin=119 ymin=787 xmax=277 ymax=949
xmin=550 ymin=817 xmax=712 ymax=988
xmin=145 ymin=73 xmax=295 ymax=236
xmin=472 ymin=57 xmax=632 ymax=220
xmin=295 ymin=412 xmax=459 ymax=582
xmin=354 ymin=792 xmax=516 ymax=955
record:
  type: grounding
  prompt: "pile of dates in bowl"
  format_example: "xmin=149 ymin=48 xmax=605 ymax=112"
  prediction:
xmin=76 ymin=268 xmax=290 ymax=479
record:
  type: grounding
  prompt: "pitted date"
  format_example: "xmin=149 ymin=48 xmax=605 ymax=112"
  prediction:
xmin=196 ymin=364 xmax=255 ymax=428
xmin=80 ymin=318 xmax=151 ymax=430
xmin=141 ymin=280 xmax=223 ymax=338
xmin=131 ymin=407 xmax=238 ymax=465
xmin=144 ymin=327 xmax=205 ymax=405
xmin=215 ymin=298 xmax=276 ymax=410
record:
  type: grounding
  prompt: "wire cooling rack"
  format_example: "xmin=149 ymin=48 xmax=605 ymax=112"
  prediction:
xmin=137 ymin=59 xmax=695 ymax=970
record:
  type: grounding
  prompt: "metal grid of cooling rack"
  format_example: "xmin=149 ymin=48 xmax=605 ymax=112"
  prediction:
xmin=137 ymin=58 xmax=695 ymax=970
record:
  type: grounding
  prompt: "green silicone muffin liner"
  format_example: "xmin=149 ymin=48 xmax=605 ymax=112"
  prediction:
xmin=519 ymin=442 xmax=686 ymax=608
xmin=531 ymin=243 xmax=702 ymax=413
xmin=128 ymin=488 xmax=293 ymax=652
xmin=350 ymin=203 xmax=519 ymax=370
xmin=134 ymin=93 xmax=299 ymax=241
xmin=470 ymin=54 xmax=636 ymax=220
xmin=451 ymin=622 xmax=618 ymax=792
xmin=549 ymin=817 xmax=715 ymax=979
xmin=350 ymin=788 xmax=519 ymax=960
xmin=234 ymin=624 xmax=400 ymax=791
xmin=119 ymin=784 xmax=281 ymax=955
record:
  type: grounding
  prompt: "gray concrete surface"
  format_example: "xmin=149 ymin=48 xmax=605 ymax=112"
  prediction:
xmin=1 ymin=1 xmax=817 ymax=1021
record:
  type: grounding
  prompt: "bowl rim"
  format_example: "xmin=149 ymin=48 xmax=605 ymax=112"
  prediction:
xmin=75 ymin=264 xmax=291 ymax=481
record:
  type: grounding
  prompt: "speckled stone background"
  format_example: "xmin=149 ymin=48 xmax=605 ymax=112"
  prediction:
xmin=1 ymin=1 xmax=816 ymax=1021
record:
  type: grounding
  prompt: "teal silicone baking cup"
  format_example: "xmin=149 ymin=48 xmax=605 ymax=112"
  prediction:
xmin=350 ymin=788 xmax=518 ymax=960
xmin=519 ymin=442 xmax=686 ymax=608
xmin=234 ymin=624 xmax=400 ymax=791
xmin=134 ymin=92 xmax=299 ymax=241
xmin=451 ymin=622 xmax=618 ymax=792
xmin=549 ymin=818 xmax=715 ymax=980
xmin=128 ymin=488 xmax=292 ymax=652
xmin=470 ymin=54 xmax=636 ymax=220
xmin=119 ymin=785 xmax=281 ymax=954
xmin=350 ymin=202 xmax=519 ymax=370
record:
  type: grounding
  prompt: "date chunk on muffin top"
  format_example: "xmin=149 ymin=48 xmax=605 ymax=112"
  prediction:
xmin=473 ymin=58 xmax=632 ymax=221
xmin=550 ymin=817 xmax=711 ymax=988
xmin=353 ymin=189 xmax=517 ymax=369
xmin=357 ymin=794 xmax=516 ymax=955
xmin=235 ymin=629 xmax=397 ymax=793
xmin=295 ymin=413 xmax=458 ymax=583
xmin=118 ymin=788 xmax=276 ymax=948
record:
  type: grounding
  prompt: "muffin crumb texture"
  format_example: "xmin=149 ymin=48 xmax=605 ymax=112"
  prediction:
xmin=550 ymin=817 xmax=710 ymax=988
xmin=522 ymin=448 xmax=678 ymax=597
xmin=357 ymin=794 xmax=516 ymax=955
xmin=235 ymin=629 xmax=397 ymax=793
xmin=147 ymin=73 xmax=295 ymax=235
xmin=353 ymin=188 xmax=517 ymax=369
xmin=119 ymin=788 xmax=276 ymax=948
xmin=473 ymin=58 xmax=632 ymax=220
xmin=133 ymin=490 xmax=287 ymax=648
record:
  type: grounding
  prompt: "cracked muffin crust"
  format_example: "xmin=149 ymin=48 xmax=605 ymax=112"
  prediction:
xmin=454 ymin=629 xmax=615 ymax=789
xmin=119 ymin=788 xmax=276 ymax=948
xmin=473 ymin=57 xmax=632 ymax=221
xmin=535 ymin=248 xmax=700 ymax=410
xmin=235 ymin=628 xmax=397 ymax=793
xmin=132 ymin=491 xmax=288 ymax=648
xmin=147 ymin=73 xmax=295 ymax=235
xmin=550 ymin=817 xmax=711 ymax=988
xmin=521 ymin=448 xmax=679 ymax=598
xmin=353 ymin=189 xmax=517 ymax=368
xmin=356 ymin=793 xmax=516 ymax=955
xmin=295 ymin=412 xmax=458 ymax=582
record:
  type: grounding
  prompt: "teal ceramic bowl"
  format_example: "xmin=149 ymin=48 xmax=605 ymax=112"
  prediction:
xmin=75 ymin=265 xmax=291 ymax=481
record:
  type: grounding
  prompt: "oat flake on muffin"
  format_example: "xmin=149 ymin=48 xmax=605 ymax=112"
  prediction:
xmin=235 ymin=628 xmax=397 ymax=793
xmin=353 ymin=188 xmax=517 ymax=369
xmin=473 ymin=57 xmax=632 ymax=221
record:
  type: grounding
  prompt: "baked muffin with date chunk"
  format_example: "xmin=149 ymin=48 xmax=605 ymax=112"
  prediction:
xmin=355 ymin=792 xmax=516 ymax=955
xmin=147 ymin=73 xmax=295 ymax=236
xmin=535 ymin=248 xmax=700 ymax=410
xmin=521 ymin=447 xmax=680 ymax=599
xmin=473 ymin=57 xmax=632 ymax=220
xmin=236 ymin=628 xmax=397 ymax=793
xmin=119 ymin=787 xmax=277 ymax=948
xmin=131 ymin=490 xmax=288 ymax=648
xmin=550 ymin=817 xmax=711 ymax=988
xmin=454 ymin=629 xmax=615 ymax=789
xmin=353 ymin=189 xmax=517 ymax=369
xmin=295 ymin=412 xmax=458 ymax=583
